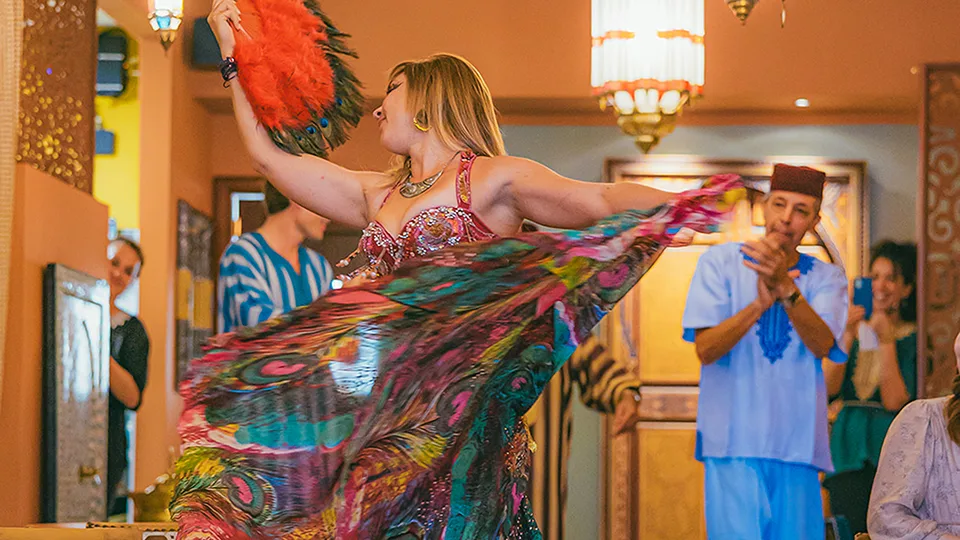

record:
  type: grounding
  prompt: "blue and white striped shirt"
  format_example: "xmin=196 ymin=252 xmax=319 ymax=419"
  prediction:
xmin=217 ymin=232 xmax=333 ymax=333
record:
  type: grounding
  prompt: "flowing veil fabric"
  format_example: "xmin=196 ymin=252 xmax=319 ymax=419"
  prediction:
xmin=173 ymin=177 xmax=744 ymax=539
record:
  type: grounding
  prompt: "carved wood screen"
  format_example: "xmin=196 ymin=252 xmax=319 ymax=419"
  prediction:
xmin=919 ymin=64 xmax=960 ymax=398
xmin=599 ymin=158 xmax=867 ymax=540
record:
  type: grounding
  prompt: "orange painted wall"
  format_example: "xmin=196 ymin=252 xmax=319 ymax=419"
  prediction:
xmin=189 ymin=0 xmax=960 ymax=122
xmin=172 ymin=61 xmax=212 ymax=214
xmin=134 ymin=36 xmax=215 ymax=489
xmin=210 ymin=113 xmax=392 ymax=178
xmin=0 ymin=165 xmax=109 ymax=526
xmin=134 ymin=38 xmax=179 ymax=490
xmin=326 ymin=0 xmax=960 ymax=113
xmin=208 ymin=114 xmax=254 ymax=178
xmin=99 ymin=0 xmax=217 ymax=491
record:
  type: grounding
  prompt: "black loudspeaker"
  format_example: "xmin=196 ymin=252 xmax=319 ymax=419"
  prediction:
xmin=192 ymin=18 xmax=222 ymax=69
xmin=96 ymin=30 xmax=128 ymax=97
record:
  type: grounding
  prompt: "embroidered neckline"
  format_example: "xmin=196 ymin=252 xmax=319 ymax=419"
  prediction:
xmin=757 ymin=305 xmax=792 ymax=363
xmin=793 ymin=253 xmax=815 ymax=275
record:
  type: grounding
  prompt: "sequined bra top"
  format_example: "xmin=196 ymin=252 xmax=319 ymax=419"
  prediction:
xmin=339 ymin=151 xmax=497 ymax=280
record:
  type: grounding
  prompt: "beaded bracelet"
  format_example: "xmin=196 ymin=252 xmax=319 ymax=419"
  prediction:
xmin=219 ymin=57 xmax=238 ymax=88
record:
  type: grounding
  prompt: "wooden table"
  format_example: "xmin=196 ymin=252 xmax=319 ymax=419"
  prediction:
xmin=1 ymin=522 xmax=177 ymax=540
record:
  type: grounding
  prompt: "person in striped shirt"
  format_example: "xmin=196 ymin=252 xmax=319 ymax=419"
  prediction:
xmin=217 ymin=182 xmax=334 ymax=333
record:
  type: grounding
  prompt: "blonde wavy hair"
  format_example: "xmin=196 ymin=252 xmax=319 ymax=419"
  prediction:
xmin=386 ymin=54 xmax=506 ymax=184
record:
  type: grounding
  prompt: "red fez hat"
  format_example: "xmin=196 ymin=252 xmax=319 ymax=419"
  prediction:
xmin=769 ymin=163 xmax=826 ymax=199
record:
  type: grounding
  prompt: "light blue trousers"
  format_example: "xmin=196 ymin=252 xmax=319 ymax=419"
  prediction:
xmin=703 ymin=457 xmax=825 ymax=540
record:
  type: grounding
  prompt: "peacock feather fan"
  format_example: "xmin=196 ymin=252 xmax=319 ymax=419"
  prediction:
xmin=233 ymin=0 xmax=362 ymax=157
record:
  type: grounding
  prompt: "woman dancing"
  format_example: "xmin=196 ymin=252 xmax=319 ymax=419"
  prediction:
xmin=172 ymin=1 xmax=744 ymax=538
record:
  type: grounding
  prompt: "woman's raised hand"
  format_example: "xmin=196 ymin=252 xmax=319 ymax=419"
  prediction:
xmin=207 ymin=0 xmax=244 ymax=56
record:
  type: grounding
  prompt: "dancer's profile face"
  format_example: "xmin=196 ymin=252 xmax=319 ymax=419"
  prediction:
xmin=373 ymin=73 xmax=417 ymax=154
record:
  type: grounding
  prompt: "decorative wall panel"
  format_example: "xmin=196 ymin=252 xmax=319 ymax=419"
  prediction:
xmin=17 ymin=0 xmax=95 ymax=191
xmin=636 ymin=426 xmax=704 ymax=540
xmin=176 ymin=201 xmax=214 ymax=386
xmin=919 ymin=64 xmax=960 ymax=398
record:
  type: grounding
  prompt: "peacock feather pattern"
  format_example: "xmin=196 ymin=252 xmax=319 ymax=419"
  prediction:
xmin=172 ymin=177 xmax=745 ymax=539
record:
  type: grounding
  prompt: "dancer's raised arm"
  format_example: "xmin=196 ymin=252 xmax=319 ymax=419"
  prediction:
xmin=208 ymin=0 xmax=390 ymax=229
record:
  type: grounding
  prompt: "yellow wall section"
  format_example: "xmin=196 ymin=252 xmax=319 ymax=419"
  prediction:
xmin=93 ymin=30 xmax=140 ymax=230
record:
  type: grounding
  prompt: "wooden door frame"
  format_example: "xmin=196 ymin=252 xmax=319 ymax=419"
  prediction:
xmin=212 ymin=176 xmax=266 ymax=327
xmin=213 ymin=176 xmax=265 ymax=270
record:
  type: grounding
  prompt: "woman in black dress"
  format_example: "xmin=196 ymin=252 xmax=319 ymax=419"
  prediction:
xmin=106 ymin=237 xmax=150 ymax=515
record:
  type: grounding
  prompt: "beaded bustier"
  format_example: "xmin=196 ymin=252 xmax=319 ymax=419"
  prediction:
xmin=340 ymin=151 xmax=497 ymax=280
xmin=337 ymin=151 xmax=536 ymax=530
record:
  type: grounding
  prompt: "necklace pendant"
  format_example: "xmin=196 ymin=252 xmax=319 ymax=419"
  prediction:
xmin=397 ymin=152 xmax=459 ymax=199
xmin=399 ymin=171 xmax=441 ymax=198
xmin=399 ymin=180 xmax=432 ymax=198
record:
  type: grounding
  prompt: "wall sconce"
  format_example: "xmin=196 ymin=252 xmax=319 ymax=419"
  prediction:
xmin=148 ymin=0 xmax=183 ymax=51
xmin=591 ymin=0 xmax=705 ymax=153
xmin=726 ymin=0 xmax=759 ymax=24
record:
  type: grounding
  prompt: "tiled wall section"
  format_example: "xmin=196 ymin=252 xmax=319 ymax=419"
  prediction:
xmin=17 ymin=0 xmax=95 ymax=192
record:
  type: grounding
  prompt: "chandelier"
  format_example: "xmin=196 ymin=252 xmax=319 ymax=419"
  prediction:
xmin=591 ymin=0 xmax=705 ymax=153
xmin=726 ymin=0 xmax=759 ymax=23
xmin=726 ymin=1 xmax=788 ymax=26
xmin=148 ymin=0 xmax=183 ymax=51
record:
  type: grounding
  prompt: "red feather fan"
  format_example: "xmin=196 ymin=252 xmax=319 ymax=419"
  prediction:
xmin=233 ymin=0 xmax=336 ymax=130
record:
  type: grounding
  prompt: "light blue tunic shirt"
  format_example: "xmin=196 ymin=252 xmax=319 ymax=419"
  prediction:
xmin=218 ymin=232 xmax=333 ymax=333
xmin=682 ymin=242 xmax=848 ymax=472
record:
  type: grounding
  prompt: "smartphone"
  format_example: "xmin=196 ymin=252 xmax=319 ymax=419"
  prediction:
xmin=853 ymin=277 xmax=873 ymax=320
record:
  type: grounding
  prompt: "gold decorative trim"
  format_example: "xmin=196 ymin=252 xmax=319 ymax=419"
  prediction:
xmin=638 ymin=387 xmax=699 ymax=422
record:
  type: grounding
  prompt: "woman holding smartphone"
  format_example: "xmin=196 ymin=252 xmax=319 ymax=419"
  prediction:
xmin=823 ymin=240 xmax=918 ymax=534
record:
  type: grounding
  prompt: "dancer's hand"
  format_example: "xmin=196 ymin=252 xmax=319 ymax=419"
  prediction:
xmin=342 ymin=269 xmax=379 ymax=288
xmin=208 ymin=0 xmax=244 ymax=56
xmin=668 ymin=228 xmax=695 ymax=248
xmin=344 ymin=275 xmax=371 ymax=287
xmin=612 ymin=391 xmax=641 ymax=436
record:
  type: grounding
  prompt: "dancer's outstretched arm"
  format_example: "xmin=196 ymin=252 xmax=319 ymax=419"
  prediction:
xmin=487 ymin=156 xmax=675 ymax=230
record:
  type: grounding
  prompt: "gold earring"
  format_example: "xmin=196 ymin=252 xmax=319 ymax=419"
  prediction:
xmin=414 ymin=118 xmax=429 ymax=132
